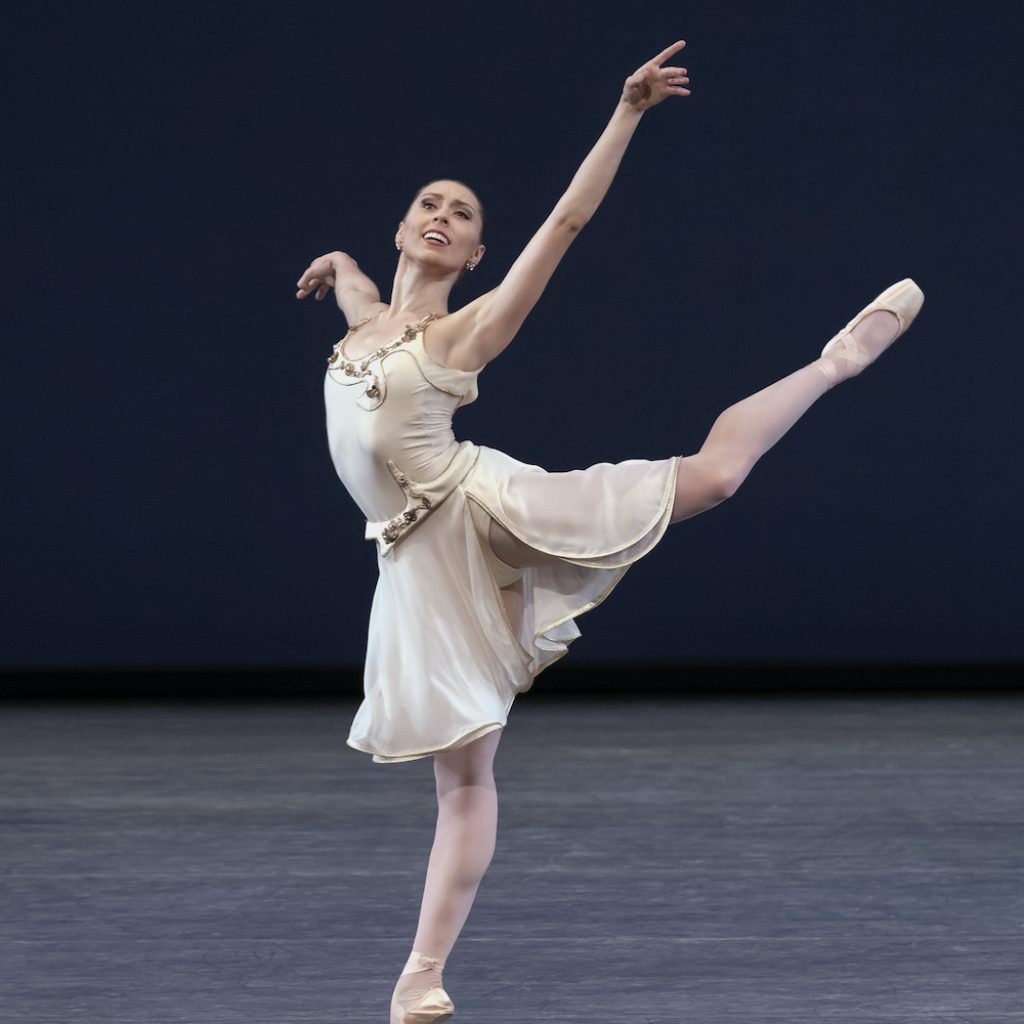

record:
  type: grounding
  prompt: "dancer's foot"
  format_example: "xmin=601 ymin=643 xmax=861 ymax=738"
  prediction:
xmin=817 ymin=309 xmax=900 ymax=385
xmin=390 ymin=951 xmax=454 ymax=1024
xmin=814 ymin=278 xmax=925 ymax=389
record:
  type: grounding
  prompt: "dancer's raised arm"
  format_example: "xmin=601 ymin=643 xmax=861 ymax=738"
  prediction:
xmin=446 ymin=40 xmax=690 ymax=370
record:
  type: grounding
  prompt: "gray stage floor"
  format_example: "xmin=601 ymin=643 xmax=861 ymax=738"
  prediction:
xmin=1 ymin=696 xmax=1021 ymax=1022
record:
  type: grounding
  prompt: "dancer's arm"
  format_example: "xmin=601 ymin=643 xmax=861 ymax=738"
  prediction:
xmin=446 ymin=40 xmax=690 ymax=370
xmin=295 ymin=251 xmax=387 ymax=325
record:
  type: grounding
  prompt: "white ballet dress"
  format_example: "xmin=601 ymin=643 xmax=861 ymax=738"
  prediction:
xmin=324 ymin=312 xmax=680 ymax=763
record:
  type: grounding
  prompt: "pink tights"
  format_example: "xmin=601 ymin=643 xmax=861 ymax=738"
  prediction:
xmin=390 ymin=728 xmax=502 ymax=1011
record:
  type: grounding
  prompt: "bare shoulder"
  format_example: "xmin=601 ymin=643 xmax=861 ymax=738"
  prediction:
xmin=428 ymin=291 xmax=498 ymax=372
xmin=346 ymin=299 xmax=389 ymax=331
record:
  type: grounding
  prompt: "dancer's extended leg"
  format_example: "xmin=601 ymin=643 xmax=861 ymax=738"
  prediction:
xmin=669 ymin=309 xmax=900 ymax=523
xmin=390 ymin=728 xmax=502 ymax=1019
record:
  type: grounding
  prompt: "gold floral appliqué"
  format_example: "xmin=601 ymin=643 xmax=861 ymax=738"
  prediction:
xmin=326 ymin=312 xmax=442 ymax=411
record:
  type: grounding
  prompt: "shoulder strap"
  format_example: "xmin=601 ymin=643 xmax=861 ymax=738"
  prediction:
xmin=347 ymin=304 xmax=389 ymax=335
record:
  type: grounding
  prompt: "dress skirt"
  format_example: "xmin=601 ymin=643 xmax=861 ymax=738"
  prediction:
xmin=346 ymin=445 xmax=681 ymax=763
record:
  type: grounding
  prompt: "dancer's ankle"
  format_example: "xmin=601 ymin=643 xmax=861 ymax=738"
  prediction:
xmin=816 ymin=310 xmax=902 ymax=390
xmin=392 ymin=950 xmax=445 ymax=1006
xmin=812 ymin=356 xmax=841 ymax=390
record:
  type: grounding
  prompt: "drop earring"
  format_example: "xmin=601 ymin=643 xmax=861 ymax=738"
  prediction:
xmin=396 ymin=241 xmax=403 ymax=251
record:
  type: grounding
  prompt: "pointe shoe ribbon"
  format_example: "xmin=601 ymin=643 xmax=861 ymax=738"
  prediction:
xmin=818 ymin=277 xmax=925 ymax=388
xmin=400 ymin=951 xmax=445 ymax=976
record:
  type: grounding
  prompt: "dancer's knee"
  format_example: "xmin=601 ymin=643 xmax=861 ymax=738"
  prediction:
xmin=670 ymin=453 xmax=746 ymax=524
xmin=434 ymin=728 xmax=502 ymax=794
xmin=707 ymin=455 xmax=747 ymax=500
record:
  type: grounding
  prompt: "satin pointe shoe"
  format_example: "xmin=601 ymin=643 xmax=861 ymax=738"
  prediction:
xmin=389 ymin=950 xmax=455 ymax=1024
xmin=817 ymin=277 xmax=925 ymax=388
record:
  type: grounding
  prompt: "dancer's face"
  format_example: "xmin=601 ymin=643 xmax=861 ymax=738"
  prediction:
xmin=396 ymin=180 xmax=485 ymax=276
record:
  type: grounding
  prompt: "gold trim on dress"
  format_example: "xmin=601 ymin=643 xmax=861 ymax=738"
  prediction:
xmin=326 ymin=313 xmax=443 ymax=411
xmin=364 ymin=442 xmax=481 ymax=557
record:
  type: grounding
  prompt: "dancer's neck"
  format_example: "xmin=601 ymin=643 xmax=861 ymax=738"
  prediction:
xmin=389 ymin=258 xmax=454 ymax=319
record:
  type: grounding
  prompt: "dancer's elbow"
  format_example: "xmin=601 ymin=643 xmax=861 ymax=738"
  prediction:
xmin=553 ymin=209 xmax=589 ymax=235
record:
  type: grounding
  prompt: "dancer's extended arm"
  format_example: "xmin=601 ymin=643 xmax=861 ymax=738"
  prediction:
xmin=447 ymin=40 xmax=690 ymax=370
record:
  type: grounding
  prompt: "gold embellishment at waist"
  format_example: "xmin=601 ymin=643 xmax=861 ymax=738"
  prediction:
xmin=364 ymin=442 xmax=480 ymax=557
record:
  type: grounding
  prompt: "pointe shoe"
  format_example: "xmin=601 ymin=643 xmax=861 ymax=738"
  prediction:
xmin=817 ymin=277 xmax=925 ymax=388
xmin=389 ymin=950 xmax=455 ymax=1024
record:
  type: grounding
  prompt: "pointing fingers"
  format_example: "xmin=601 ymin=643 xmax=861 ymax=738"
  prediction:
xmin=651 ymin=39 xmax=686 ymax=66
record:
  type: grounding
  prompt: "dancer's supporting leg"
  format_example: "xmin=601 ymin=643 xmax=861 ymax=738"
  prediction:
xmin=391 ymin=728 xmax=503 ymax=1014
xmin=669 ymin=309 xmax=899 ymax=523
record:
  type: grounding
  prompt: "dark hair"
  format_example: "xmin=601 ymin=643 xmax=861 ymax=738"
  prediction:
xmin=410 ymin=179 xmax=486 ymax=243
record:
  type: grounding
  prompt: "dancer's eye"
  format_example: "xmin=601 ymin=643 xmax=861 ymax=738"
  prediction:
xmin=420 ymin=200 xmax=435 ymax=209
xmin=455 ymin=210 xmax=470 ymax=219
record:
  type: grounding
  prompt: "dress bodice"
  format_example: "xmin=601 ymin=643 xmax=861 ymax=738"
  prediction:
xmin=323 ymin=315 xmax=481 ymax=525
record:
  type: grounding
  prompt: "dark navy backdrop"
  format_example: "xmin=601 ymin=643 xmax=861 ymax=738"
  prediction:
xmin=4 ymin=2 xmax=1021 ymax=670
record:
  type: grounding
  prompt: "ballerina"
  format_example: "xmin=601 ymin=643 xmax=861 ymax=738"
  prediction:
xmin=295 ymin=39 xmax=923 ymax=1024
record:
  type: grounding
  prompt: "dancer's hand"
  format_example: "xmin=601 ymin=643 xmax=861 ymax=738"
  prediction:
xmin=296 ymin=252 xmax=339 ymax=300
xmin=621 ymin=40 xmax=690 ymax=112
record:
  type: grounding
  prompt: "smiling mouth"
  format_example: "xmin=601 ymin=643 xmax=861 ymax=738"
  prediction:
xmin=423 ymin=230 xmax=450 ymax=246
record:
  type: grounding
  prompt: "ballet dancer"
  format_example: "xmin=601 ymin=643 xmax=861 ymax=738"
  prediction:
xmin=295 ymin=39 xmax=923 ymax=1023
